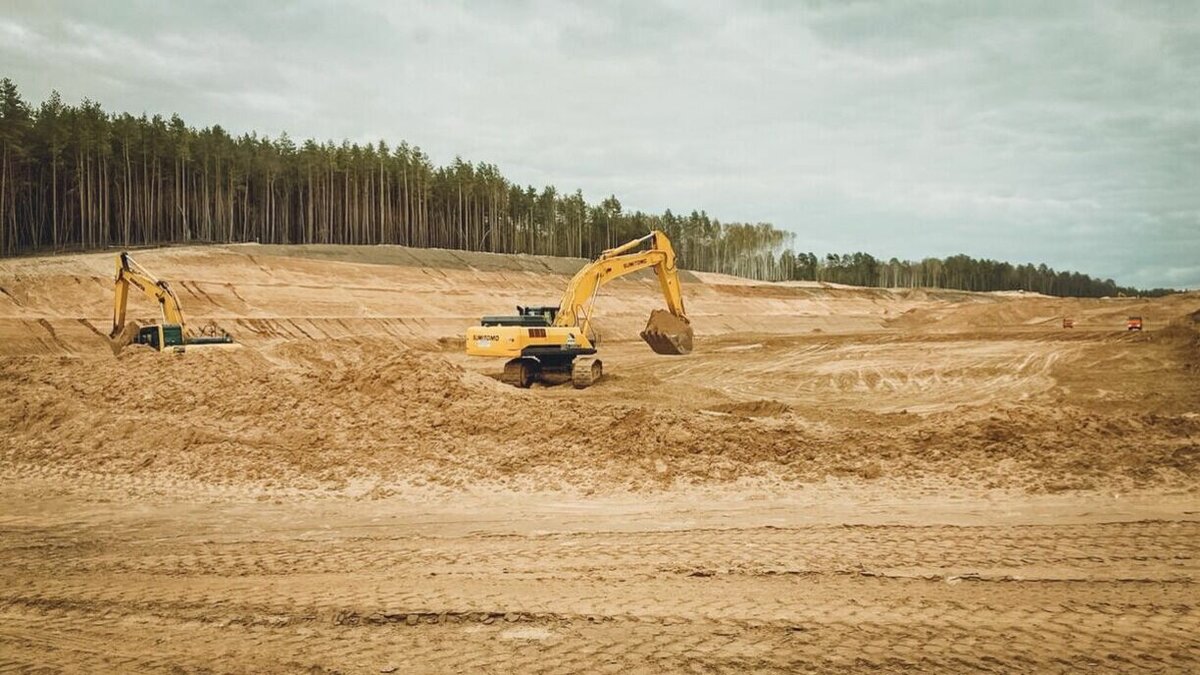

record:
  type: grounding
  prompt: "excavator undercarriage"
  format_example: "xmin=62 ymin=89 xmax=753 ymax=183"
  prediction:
xmin=500 ymin=354 xmax=604 ymax=389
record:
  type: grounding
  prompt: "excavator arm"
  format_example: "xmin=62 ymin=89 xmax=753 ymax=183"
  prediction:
xmin=110 ymin=251 xmax=187 ymax=338
xmin=552 ymin=230 xmax=692 ymax=355
xmin=555 ymin=231 xmax=685 ymax=324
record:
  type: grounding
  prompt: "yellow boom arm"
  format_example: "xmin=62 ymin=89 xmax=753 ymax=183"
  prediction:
xmin=554 ymin=230 xmax=687 ymax=339
xmin=109 ymin=252 xmax=187 ymax=338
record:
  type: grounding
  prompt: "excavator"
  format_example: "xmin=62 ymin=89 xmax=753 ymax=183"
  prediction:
xmin=109 ymin=251 xmax=233 ymax=351
xmin=465 ymin=230 xmax=693 ymax=388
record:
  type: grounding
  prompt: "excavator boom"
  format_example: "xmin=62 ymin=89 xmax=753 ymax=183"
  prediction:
xmin=110 ymin=252 xmax=187 ymax=339
xmin=550 ymin=231 xmax=691 ymax=354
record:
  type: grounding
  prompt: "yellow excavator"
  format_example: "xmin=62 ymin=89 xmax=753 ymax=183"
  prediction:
xmin=465 ymin=230 xmax=693 ymax=388
xmin=109 ymin=251 xmax=233 ymax=351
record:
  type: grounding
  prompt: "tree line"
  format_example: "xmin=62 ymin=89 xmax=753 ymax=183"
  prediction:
xmin=783 ymin=251 xmax=1173 ymax=297
xmin=0 ymin=79 xmax=1169 ymax=298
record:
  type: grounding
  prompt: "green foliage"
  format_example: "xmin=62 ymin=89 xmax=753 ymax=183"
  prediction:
xmin=805 ymin=252 xmax=1166 ymax=298
xmin=0 ymin=79 xmax=1169 ymax=298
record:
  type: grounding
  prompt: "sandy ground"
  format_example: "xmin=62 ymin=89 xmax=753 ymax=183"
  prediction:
xmin=1 ymin=244 xmax=1198 ymax=672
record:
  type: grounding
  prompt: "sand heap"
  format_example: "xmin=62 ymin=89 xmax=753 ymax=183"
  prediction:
xmin=1 ymin=336 xmax=1196 ymax=495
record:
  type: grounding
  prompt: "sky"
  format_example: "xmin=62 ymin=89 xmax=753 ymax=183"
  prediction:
xmin=2 ymin=0 xmax=1197 ymax=288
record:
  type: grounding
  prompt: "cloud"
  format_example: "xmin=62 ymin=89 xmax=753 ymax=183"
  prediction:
xmin=2 ymin=0 xmax=1197 ymax=287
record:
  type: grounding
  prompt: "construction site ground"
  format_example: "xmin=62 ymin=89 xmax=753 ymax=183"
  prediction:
xmin=1 ymin=245 xmax=1198 ymax=673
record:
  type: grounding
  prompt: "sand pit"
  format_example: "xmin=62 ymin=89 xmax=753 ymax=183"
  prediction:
xmin=2 ymin=244 xmax=1199 ymax=672
xmin=1 ymin=244 xmax=1198 ymax=495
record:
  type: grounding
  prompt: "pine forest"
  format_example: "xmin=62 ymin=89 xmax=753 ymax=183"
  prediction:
xmin=0 ymin=79 xmax=1167 ymax=297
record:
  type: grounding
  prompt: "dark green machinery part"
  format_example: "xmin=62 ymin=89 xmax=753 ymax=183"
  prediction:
xmin=134 ymin=324 xmax=232 ymax=350
xmin=135 ymin=324 xmax=185 ymax=350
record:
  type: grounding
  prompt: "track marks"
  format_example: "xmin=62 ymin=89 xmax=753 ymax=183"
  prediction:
xmin=1 ymin=514 xmax=1197 ymax=673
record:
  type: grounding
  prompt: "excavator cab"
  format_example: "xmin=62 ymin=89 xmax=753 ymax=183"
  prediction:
xmin=481 ymin=306 xmax=558 ymax=327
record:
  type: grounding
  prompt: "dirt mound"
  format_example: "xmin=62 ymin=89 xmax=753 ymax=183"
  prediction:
xmin=0 ymin=340 xmax=774 ymax=490
xmin=704 ymin=400 xmax=792 ymax=417
xmin=2 ymin=336 xmax=1197 ymax=495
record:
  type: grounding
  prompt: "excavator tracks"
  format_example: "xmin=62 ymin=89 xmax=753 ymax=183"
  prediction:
xmin=500 ymin=357 xmax=595 ymax=388
xmin=501 ymin=358 xmax=538 ymax=388
xmin=572 ymin=357 xmax=603 ymax=388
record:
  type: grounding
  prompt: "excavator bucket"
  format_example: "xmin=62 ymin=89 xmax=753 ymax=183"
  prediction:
xmin=640 ymin=309 xmax=694 ymax=355
xmin=108 ymin=321 xmax=143 ymax=355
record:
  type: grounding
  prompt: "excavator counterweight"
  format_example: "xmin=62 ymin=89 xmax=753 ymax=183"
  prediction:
xmin=465 ymin=231 xmax=693 ymax=388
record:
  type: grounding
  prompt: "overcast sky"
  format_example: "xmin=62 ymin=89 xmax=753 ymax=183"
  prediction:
xmin=3 ymin=0 xmax=1197 ymax=288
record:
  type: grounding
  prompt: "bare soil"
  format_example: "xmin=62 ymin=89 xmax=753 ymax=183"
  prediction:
xmin=1 ymin=244 xmax=1197 ymax=672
